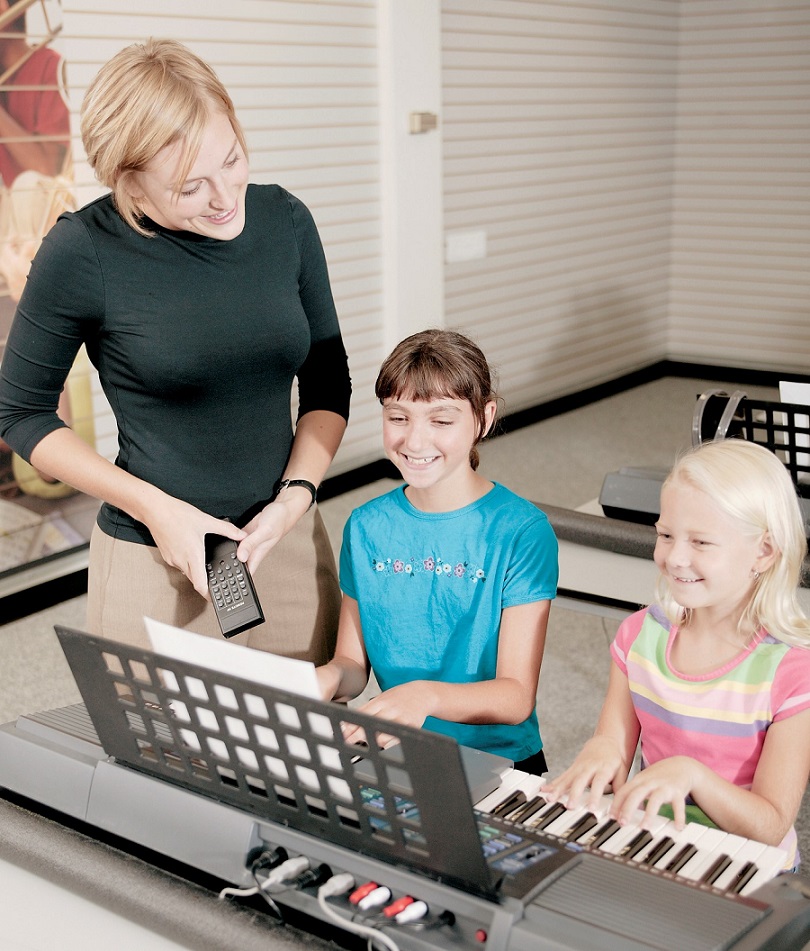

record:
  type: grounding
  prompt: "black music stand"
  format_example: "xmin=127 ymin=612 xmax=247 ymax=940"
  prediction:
xmin=693 ymin=390 xmax=810 ymax=494
xmin=55 ymin=626 xmax=500 ymax=901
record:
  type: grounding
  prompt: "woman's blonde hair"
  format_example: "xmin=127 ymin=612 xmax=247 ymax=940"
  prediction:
xmin=80 ymin=38 xmax=248 ymax=237
xmin=656 ymin=438 xmax=810 ymax=646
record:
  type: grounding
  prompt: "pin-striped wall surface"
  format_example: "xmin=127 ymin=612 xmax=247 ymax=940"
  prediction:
xmin=2 ymin=0 xmax=808 ymax=489
xmin=440 ymin=0 xmax=677 ymax=414
xmin=668 ymin=0 xmax=810 ymax=373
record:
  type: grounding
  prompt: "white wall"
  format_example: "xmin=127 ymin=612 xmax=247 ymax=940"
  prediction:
xmin=668 ymin=0 xmax=810 ymax=371
xmin=441 ymin=0 xmax=676 ymax=412
xmin=8 ymin=0 xmax=810 ymax=477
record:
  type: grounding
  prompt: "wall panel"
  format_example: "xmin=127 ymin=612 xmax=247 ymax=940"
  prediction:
xmin=669 ymin=0 xmax=810 ymax=371
xmin=440 ymin=0 xmax=677 ymax=414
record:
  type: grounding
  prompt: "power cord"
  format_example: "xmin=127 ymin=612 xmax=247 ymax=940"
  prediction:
xmin=250 ymin=854 xmax=311 ymax=919
xmin=218 ymin=882 xmax=261 ymax=900
xmin=224 ymin=858 xmax=443 ymax=949
xmin=217 ymin=845 xmax=289 ymax=901
xmin=292 ymin=863 xmax=333 ymax=890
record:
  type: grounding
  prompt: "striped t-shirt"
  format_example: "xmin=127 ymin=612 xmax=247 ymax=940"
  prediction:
xmin=612 ymin=604 xmax=810 ymax=868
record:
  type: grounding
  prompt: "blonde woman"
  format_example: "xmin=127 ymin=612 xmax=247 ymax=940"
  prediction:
xmin=0 ymin=39 xmax=351 ymax=662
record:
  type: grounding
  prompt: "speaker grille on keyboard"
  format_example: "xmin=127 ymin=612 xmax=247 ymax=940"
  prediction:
xmin=526 ymin=855 xmax=766 ymax=951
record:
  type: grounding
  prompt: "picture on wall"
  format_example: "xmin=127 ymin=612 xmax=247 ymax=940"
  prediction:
xmin=0 ymin=0 xmax=97 ymax=579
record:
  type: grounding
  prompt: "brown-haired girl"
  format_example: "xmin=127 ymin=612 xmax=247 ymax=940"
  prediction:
xmin=317 ymin=330 xmax=558 ymax=774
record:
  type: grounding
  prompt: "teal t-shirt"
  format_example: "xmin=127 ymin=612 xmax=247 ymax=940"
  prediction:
xmin=340 ymin=483 xmax=559 ymax=760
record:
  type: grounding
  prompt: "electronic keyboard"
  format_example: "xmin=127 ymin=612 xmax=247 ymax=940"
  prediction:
xmin=2 ymin=625 xmax=810 ymax=951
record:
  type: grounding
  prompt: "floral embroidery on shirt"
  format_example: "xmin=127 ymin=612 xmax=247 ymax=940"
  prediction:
xmin=371 ymin=555 xmax=485 ymax=583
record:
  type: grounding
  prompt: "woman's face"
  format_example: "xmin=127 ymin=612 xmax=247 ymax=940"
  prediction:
xmin=131 ymin=110 xmax=248 ymax=240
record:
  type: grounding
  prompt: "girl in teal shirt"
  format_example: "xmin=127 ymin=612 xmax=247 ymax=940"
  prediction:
xmin=317 ymin=330 xmax=558 ymax=773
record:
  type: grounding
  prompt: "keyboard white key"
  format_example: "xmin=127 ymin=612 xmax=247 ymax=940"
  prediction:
xmin=623 ymin=818 xmax=788 ymax=896
xmin=694 ymin=831 xmax=756 ymax=886
xmin=646 ymin=819 xmax=716 ymax=873
xmin=712 ymin=839 xmax=770 ymax=893
xmin=476 ymin=769 xmax=540 ymax=814
xmin=675 ymin=827 xmax=735 ymax=882
xmin=733 ymin=843 xmax=790 ymax=896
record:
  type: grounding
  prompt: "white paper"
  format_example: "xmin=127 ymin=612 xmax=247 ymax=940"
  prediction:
xmin=780 ymin=381 xmax=810 ymax=480
xmin=144 ymin=617 xmax=321 ymax=699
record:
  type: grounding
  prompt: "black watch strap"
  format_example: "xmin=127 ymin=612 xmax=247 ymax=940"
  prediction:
xmin=276 ymin=478 xmax=317 ymax=510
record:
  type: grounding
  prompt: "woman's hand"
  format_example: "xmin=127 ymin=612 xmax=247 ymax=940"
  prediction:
xmin=25 ymin=429 xmax=247 ymax=598
xmin=146 ymin=496 xmax=245 ymax=599
xmin=237 ymin=495 xmax=306 ymax=573
xmin=542 ymin=735 xmax=630 ymax=813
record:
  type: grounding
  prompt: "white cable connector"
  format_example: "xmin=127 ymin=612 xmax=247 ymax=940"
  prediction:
xmin=395 ymin=900 xmax=429 ymax=924
xmin=319 ymin=872 xmax=355 ymax=899
xmin=358 ymin=885 xmax=392 ymax=910
xmin=262 ymin=855 xmax=310 ymax=889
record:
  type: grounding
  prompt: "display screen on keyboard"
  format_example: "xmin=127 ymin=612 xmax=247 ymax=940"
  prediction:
xmin=478 ymin=820 xmax=559 ymax=875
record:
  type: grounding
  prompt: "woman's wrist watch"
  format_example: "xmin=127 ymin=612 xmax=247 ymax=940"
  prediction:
xmin=275 ymin=478 xmax=318 ymax=510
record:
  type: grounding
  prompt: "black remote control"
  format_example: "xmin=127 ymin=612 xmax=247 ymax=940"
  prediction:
xmin=204 ymin=533 xmax=265 ymax=638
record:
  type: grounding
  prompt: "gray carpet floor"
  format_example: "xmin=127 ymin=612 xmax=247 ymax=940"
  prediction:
xmin=2 ymin=373 xmax=807 ymax=859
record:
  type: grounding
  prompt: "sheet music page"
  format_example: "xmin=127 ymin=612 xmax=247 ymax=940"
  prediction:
xmin=144 ymin=617 xmax=321 ymax=698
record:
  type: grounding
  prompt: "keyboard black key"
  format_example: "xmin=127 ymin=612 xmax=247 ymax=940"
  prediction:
xmin=491 ymin=790 xmax=527 ymax=818
xmin=620 ymin=830 xmax=653 ymax=859
xmin=701 ymin=854 xmax=732 ymax=885
xmin=666 ymin=843 xmax=698 ymax=873
xmin=642 ymin=835 xmax=675 ymax=866
xmin=512 ymin=795 xmax=548 ymax=824
xmin=563 ymin=812 xmax=599 ymax=841
xmin=533 ymin=802 xmax=567 ymax=830
xmin=729 ymin=861 xmax=758 ymax=894
xmin=583 ymin=818 xmax=621 ymax=848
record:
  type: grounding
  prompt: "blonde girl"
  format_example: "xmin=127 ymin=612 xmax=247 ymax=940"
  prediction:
xmin=545 ymin=439 xmax=810 ymax=868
